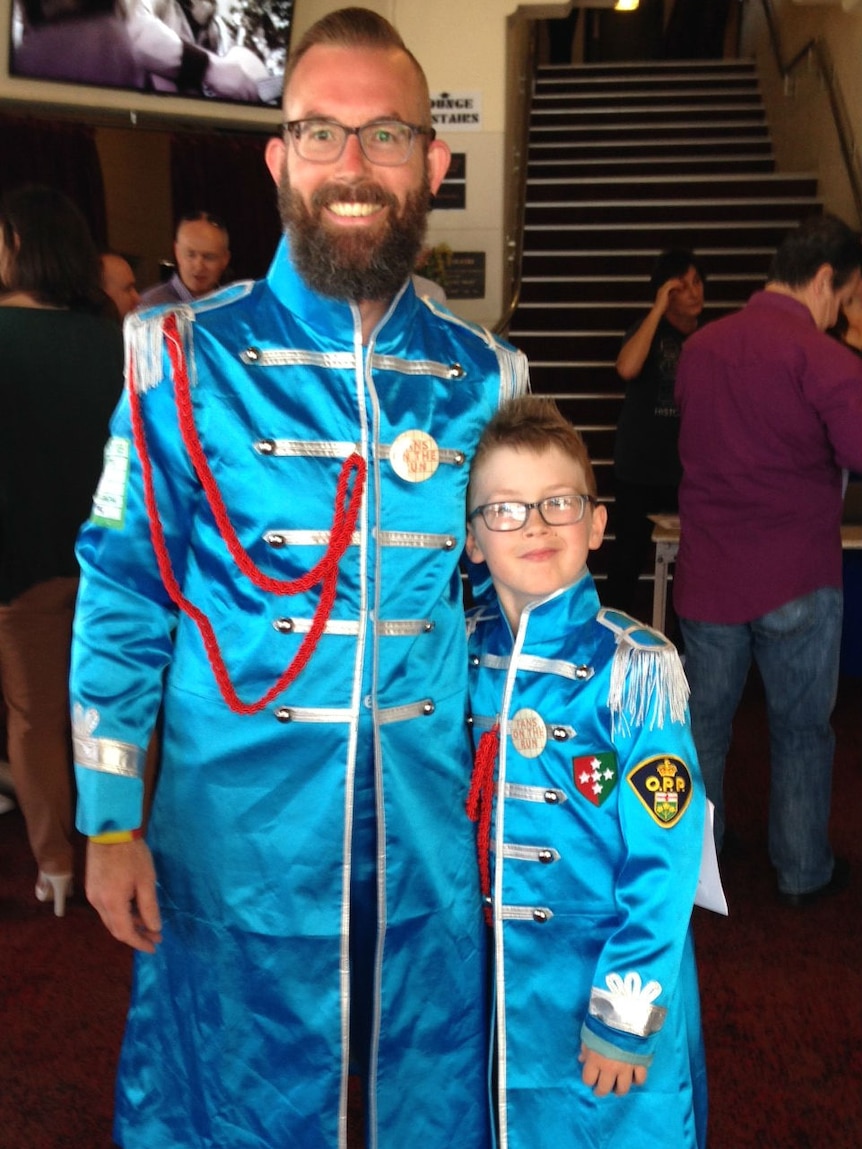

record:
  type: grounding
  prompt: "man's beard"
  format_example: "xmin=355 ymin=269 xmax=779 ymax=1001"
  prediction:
xmin=278 ymin=169 xmax=431 ymax=302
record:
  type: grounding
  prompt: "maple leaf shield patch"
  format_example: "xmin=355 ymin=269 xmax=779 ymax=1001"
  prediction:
xmin=626 ymin=755 xmax=693 ymax=828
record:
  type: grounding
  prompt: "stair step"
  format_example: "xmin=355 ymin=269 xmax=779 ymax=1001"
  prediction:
xmin=529 ymin=138 xmax=774 ymax=161
xmin=532 ymin=92 xmax=763 ymax=112
xmin=526 ymin=156 xmax=776 ymax=178
xmin=531 ymin=122 xmax=769 ymax=145
xmin=523 ymin=218 xmax=814 ymax=246
xmin=510 ymin=300 xmax=738 ymax=332
xmin=525 ymin=174 xmax=817 ymax=202
xmin=520 ymin=248 xmax=775 ymax=276
xmin=510 ymin=332 xmax=629 ymax=360
xmin=531 ymin=102 xmax=765 ymax=125
xmin=518 ymin=274 xmax=764 ymax=304
xmin=524 ymin=199 xmax=820 ymax=225
xmin=537 ymin=60 xmax=758 ymax=81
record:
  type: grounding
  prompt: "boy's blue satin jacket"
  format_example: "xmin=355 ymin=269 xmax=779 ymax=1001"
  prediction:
xmin=70 ymin=236 xmax=528 ymax=1149
xmin=467 ymin=572 xmax=708 ymax=1149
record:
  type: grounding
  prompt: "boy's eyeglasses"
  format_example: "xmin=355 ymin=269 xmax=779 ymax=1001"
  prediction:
xmin=468 ymin=495 xmax=597 ymax=532
xmin=282 ymin=119 xmax=435 ymax=166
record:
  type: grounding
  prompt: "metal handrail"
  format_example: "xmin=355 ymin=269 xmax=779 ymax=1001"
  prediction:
xmin=492 ymin=21 xmax=538 ymax=336
xmin=756 ymin=0 xmax=862 ymax=224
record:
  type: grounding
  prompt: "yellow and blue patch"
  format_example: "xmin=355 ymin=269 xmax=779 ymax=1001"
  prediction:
xmin=627 ymin=754 xmax=693 ymax=828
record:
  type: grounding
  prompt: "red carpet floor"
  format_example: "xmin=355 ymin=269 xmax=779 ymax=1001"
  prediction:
xmin=1 ymin=674 xmax=859 ymax=1148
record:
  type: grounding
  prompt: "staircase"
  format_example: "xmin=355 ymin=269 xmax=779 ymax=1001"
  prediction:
xmin=507 ymin=59 xmax=821 ymax=618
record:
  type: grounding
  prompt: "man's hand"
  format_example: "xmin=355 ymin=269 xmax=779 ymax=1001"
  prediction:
xmin=654 ymin=275 xmax=686 ymax=315
xmin=579 ymin=1044 xmax=648 ymax=1097
xmin=86 ymin=839 xmax=163 ymax=954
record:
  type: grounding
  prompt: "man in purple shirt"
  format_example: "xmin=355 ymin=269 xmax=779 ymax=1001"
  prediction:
xmin=674 ymin=214 xmax=862 ymax=906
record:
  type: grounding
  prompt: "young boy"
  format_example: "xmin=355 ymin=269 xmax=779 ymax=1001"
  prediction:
xmin=465 ymin=396 xmax=707 ymax=1149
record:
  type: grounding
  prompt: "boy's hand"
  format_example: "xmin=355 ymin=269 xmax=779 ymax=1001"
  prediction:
xmin=579 ymin=1044 xmax=648 ymax=1097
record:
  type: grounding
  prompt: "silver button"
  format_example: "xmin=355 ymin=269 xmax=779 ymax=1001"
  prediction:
xmin=544 ymin=790 xmax=560 ymax=804
xmin=244 ymin=346 xmax=260 ymax=362
xmin=551 ymin=726 xmax=568 ymax=741
xmin=273 ymin=618 xmax=294 ymax=633
xmin=532 ymin=909 xmax=549 ymax=923
xmin=448 ymin=363 xmax=465 ymax=379
xmin=575 ymin=666 xmax=591 ymax=680
xmin=255 ymin=439 xmax=275 ymax=455
xmin=422 ymin=700 xmax=436 ymax=715
xmin=537 ymin=849 xmax=554 ymax=864
xmin=274 ymin=706 xmax=292 ymax=723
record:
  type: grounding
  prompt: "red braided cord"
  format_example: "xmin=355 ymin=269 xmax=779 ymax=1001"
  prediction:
xmin=163 ymin=313 xmax=358 ymax=593
xmin=466 ymin=723 xmax=499 ymax=927
xmin=127 ymin=317 xmax=366 ymax=715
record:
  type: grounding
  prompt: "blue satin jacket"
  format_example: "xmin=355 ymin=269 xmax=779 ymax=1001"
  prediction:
xmin=467 ymin=573 xmax=707 ymax=1149
xmin=70 ymin=237 xmax=528 ymax=1149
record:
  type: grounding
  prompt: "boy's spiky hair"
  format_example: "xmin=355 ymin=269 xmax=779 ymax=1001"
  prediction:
xmin=470 ymin=396 xmax=598 ymax=500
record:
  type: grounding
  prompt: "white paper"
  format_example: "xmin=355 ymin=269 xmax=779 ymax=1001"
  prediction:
xmin=694 ymin=800 xmax=729 ymax=915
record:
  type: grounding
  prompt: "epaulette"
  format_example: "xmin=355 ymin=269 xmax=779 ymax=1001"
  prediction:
xmin=124 ymin=280 xmax=256 ymax=395
xmin=426 ymin=306 xmax=530 ymax=401
xmin=125 ymin=304 xmax=195 ymax=395
xmin=597 ymin=607 xmax=689 ymax=731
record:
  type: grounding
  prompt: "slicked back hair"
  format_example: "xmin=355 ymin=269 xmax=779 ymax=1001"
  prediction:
xmin=283 ymin=7 xmax=431 ymax=125
xmin=469 ymin=396 xmax=599 ymax=502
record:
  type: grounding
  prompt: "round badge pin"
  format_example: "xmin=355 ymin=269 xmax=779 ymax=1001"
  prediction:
xmin=509 ymin=708 xmax=547 ymax=758
xmin=389 ymin=429 xmax=440 ymax=483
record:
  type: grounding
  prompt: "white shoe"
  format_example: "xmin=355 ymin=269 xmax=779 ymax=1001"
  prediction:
xmin=35 ymin=871 xmax=74 ymax=917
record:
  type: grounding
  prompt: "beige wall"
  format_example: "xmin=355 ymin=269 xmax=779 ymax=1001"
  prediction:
xmin=741 ymin=0 xmax=862 ymax=227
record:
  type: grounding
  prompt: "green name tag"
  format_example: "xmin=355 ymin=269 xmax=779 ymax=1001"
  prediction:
xmin=91 ymin=436 xmax=131 ymax=529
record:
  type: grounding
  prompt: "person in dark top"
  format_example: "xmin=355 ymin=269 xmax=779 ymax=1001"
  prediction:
xmin=0 ymin=185 xmax=124 ymax=915
xmin=604 ymin=249 xmax=705 ymax=619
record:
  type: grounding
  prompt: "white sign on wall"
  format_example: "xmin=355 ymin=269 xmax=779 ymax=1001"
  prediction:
xmin=430 ymin=91 xmax=483 ymax=131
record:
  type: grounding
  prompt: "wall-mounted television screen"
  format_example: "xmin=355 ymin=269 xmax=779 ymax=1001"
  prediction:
xmin=1 ymin=0 xmax=290 ymax=130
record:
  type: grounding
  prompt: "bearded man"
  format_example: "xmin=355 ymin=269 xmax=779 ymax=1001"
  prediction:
xmin=69 ymin=8 xmax=528 ymax=1149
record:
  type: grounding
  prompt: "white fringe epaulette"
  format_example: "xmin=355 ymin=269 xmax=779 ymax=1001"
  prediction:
xmin=124 ymin=303 xmax=196 ymax=395
xmin=598 ymin=607 xmax=689 ymax=734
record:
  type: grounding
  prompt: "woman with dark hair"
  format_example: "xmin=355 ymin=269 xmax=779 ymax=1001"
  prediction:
xmin=0 ymin=184 xmax=123 ymax=915
xmin=604 ymin=248 xmax=706 ymax=619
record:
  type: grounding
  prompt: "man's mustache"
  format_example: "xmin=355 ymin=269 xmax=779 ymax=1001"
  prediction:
xmin=311 ymin=182 xmax=397 ymax=211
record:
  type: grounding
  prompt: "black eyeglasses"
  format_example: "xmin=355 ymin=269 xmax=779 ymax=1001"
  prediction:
xmin=468 ymin=495 xmax=598 ymax=532
xmin=282 ymin=119 xmax=435 ymax=166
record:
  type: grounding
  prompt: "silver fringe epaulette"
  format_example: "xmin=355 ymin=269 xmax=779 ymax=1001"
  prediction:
xmin=598 ymin=607 xmax=689 ymax=732
xmin=124 ymin=303 xmax=196 ymax=395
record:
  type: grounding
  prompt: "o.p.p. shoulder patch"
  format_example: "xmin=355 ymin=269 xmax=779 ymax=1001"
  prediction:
xmin=626 ymin=755 xmax=693 ymax=828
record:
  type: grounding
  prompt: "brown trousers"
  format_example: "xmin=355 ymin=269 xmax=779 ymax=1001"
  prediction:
xmin=0 ymin=577 xmax=78 ymax=874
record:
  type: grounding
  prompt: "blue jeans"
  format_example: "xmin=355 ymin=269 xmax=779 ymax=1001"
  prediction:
xmin=679 ymin=588 xmax=842 ymax=896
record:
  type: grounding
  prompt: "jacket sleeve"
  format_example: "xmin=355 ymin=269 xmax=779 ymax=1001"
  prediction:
xmin=580 ymin=623 xmax=705 ymax=1065
xmin=71 ymin=325 xmax=197 ymax=836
